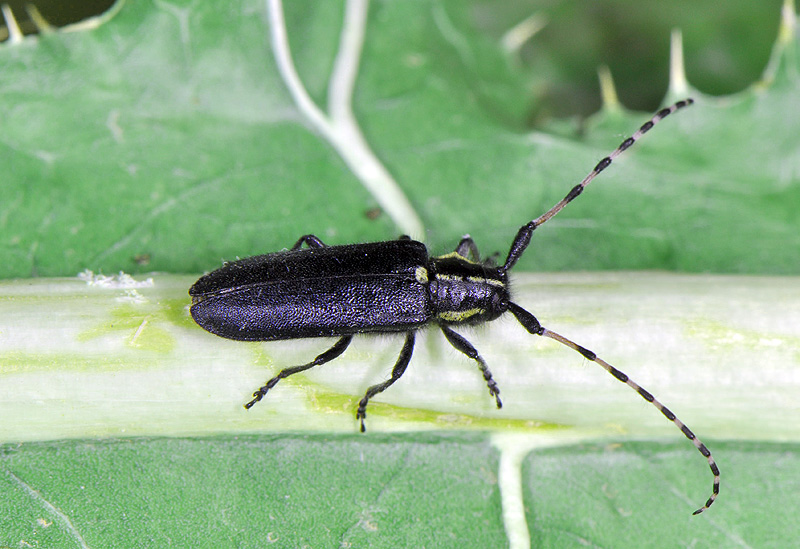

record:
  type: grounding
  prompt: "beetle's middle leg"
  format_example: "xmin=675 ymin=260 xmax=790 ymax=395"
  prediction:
xmin=244 ymin=335 xmax=353 ymax=409
xmin=441 ymin=326 xmax=502 ymax=409
xmin=357 ymin=331 xmax=415 ymax=432
xmin=291 ymin=234 xmax=327 ymax=250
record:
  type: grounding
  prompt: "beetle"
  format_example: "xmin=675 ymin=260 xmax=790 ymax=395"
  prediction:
xmin=190 ymin=99 xmax=719 ymax=514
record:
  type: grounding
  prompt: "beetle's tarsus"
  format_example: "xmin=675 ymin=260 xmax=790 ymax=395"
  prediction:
xmin=244 ymin=392 xmax=264 ymax=409
xmin=356 ymin=406 xmax=367 ymax=432
xmin=493 ymin=392 xmax=503 ymax=409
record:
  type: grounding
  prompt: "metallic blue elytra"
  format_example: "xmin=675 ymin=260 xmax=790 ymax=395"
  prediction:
xmin=191 ymin=239 xmax=435 ymax=341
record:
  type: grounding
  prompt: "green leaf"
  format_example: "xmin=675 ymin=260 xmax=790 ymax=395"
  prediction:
xmin=0 ymin=435 xmax=506 ymax=547
xmin=1 ymin=437 xmax=798 ymax=547
xmin=1 ymin=0 xmax=798 ymax=277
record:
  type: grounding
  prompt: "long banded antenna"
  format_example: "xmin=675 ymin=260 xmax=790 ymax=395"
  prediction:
xmin=503 ymin=99 xmax=694 ymax=272
xmin=534 ymin=99 xmax=694 ymax=228
xmin=541 ymin=327 xmax=720 ymax=515
xmin=507 ymin=301 xmax=720 ymax=515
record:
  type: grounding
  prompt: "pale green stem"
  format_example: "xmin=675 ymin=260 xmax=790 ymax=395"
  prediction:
xmin=0 ymin=272 xmax=797 ymax=443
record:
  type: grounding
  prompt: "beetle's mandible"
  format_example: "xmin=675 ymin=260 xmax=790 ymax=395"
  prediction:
xmin=189 ymin=99 xmax=719 ymax=514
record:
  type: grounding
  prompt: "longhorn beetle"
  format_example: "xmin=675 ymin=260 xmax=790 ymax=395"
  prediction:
xmin=190 ymin=99 xmax=719 ymax=514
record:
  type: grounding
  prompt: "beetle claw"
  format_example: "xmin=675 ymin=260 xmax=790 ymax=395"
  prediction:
xmin=244 ymin=392 xmax=265 ymax=409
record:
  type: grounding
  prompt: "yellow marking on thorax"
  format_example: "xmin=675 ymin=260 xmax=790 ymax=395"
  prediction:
xmin=437 ymin=308 xmax=483 ymax=322
xmin=468 ymin=276 xmax=505 ymax=288
xmin=435 ymin=251 xmax=477 ymax=264
xmin=435 ymin=273 xmax=505 ymax=288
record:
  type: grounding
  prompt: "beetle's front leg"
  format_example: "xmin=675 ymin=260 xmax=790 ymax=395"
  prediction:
xmin=244 ymin=335 xmax=353 ymax=409
xmin=291 ymin=234 xmax=327 ymax=250
xmin=454 ymin=235 xmax=480 ymax=261
xmin=357 ymin=332 xmax=415 ymax=432
xmin=453 ymin=236 xmax=500 ymax=265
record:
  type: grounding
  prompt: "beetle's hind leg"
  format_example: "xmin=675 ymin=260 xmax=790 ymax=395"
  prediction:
xmin=291 ymin=234 xmax=327 ymax=250
xmin=244 ymin=335 xmax=353 ymax=409
xmin=441 ymin=326 xmax=502 ymax=408
xmin=357 ymin=332 xmax=415 ymax=432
